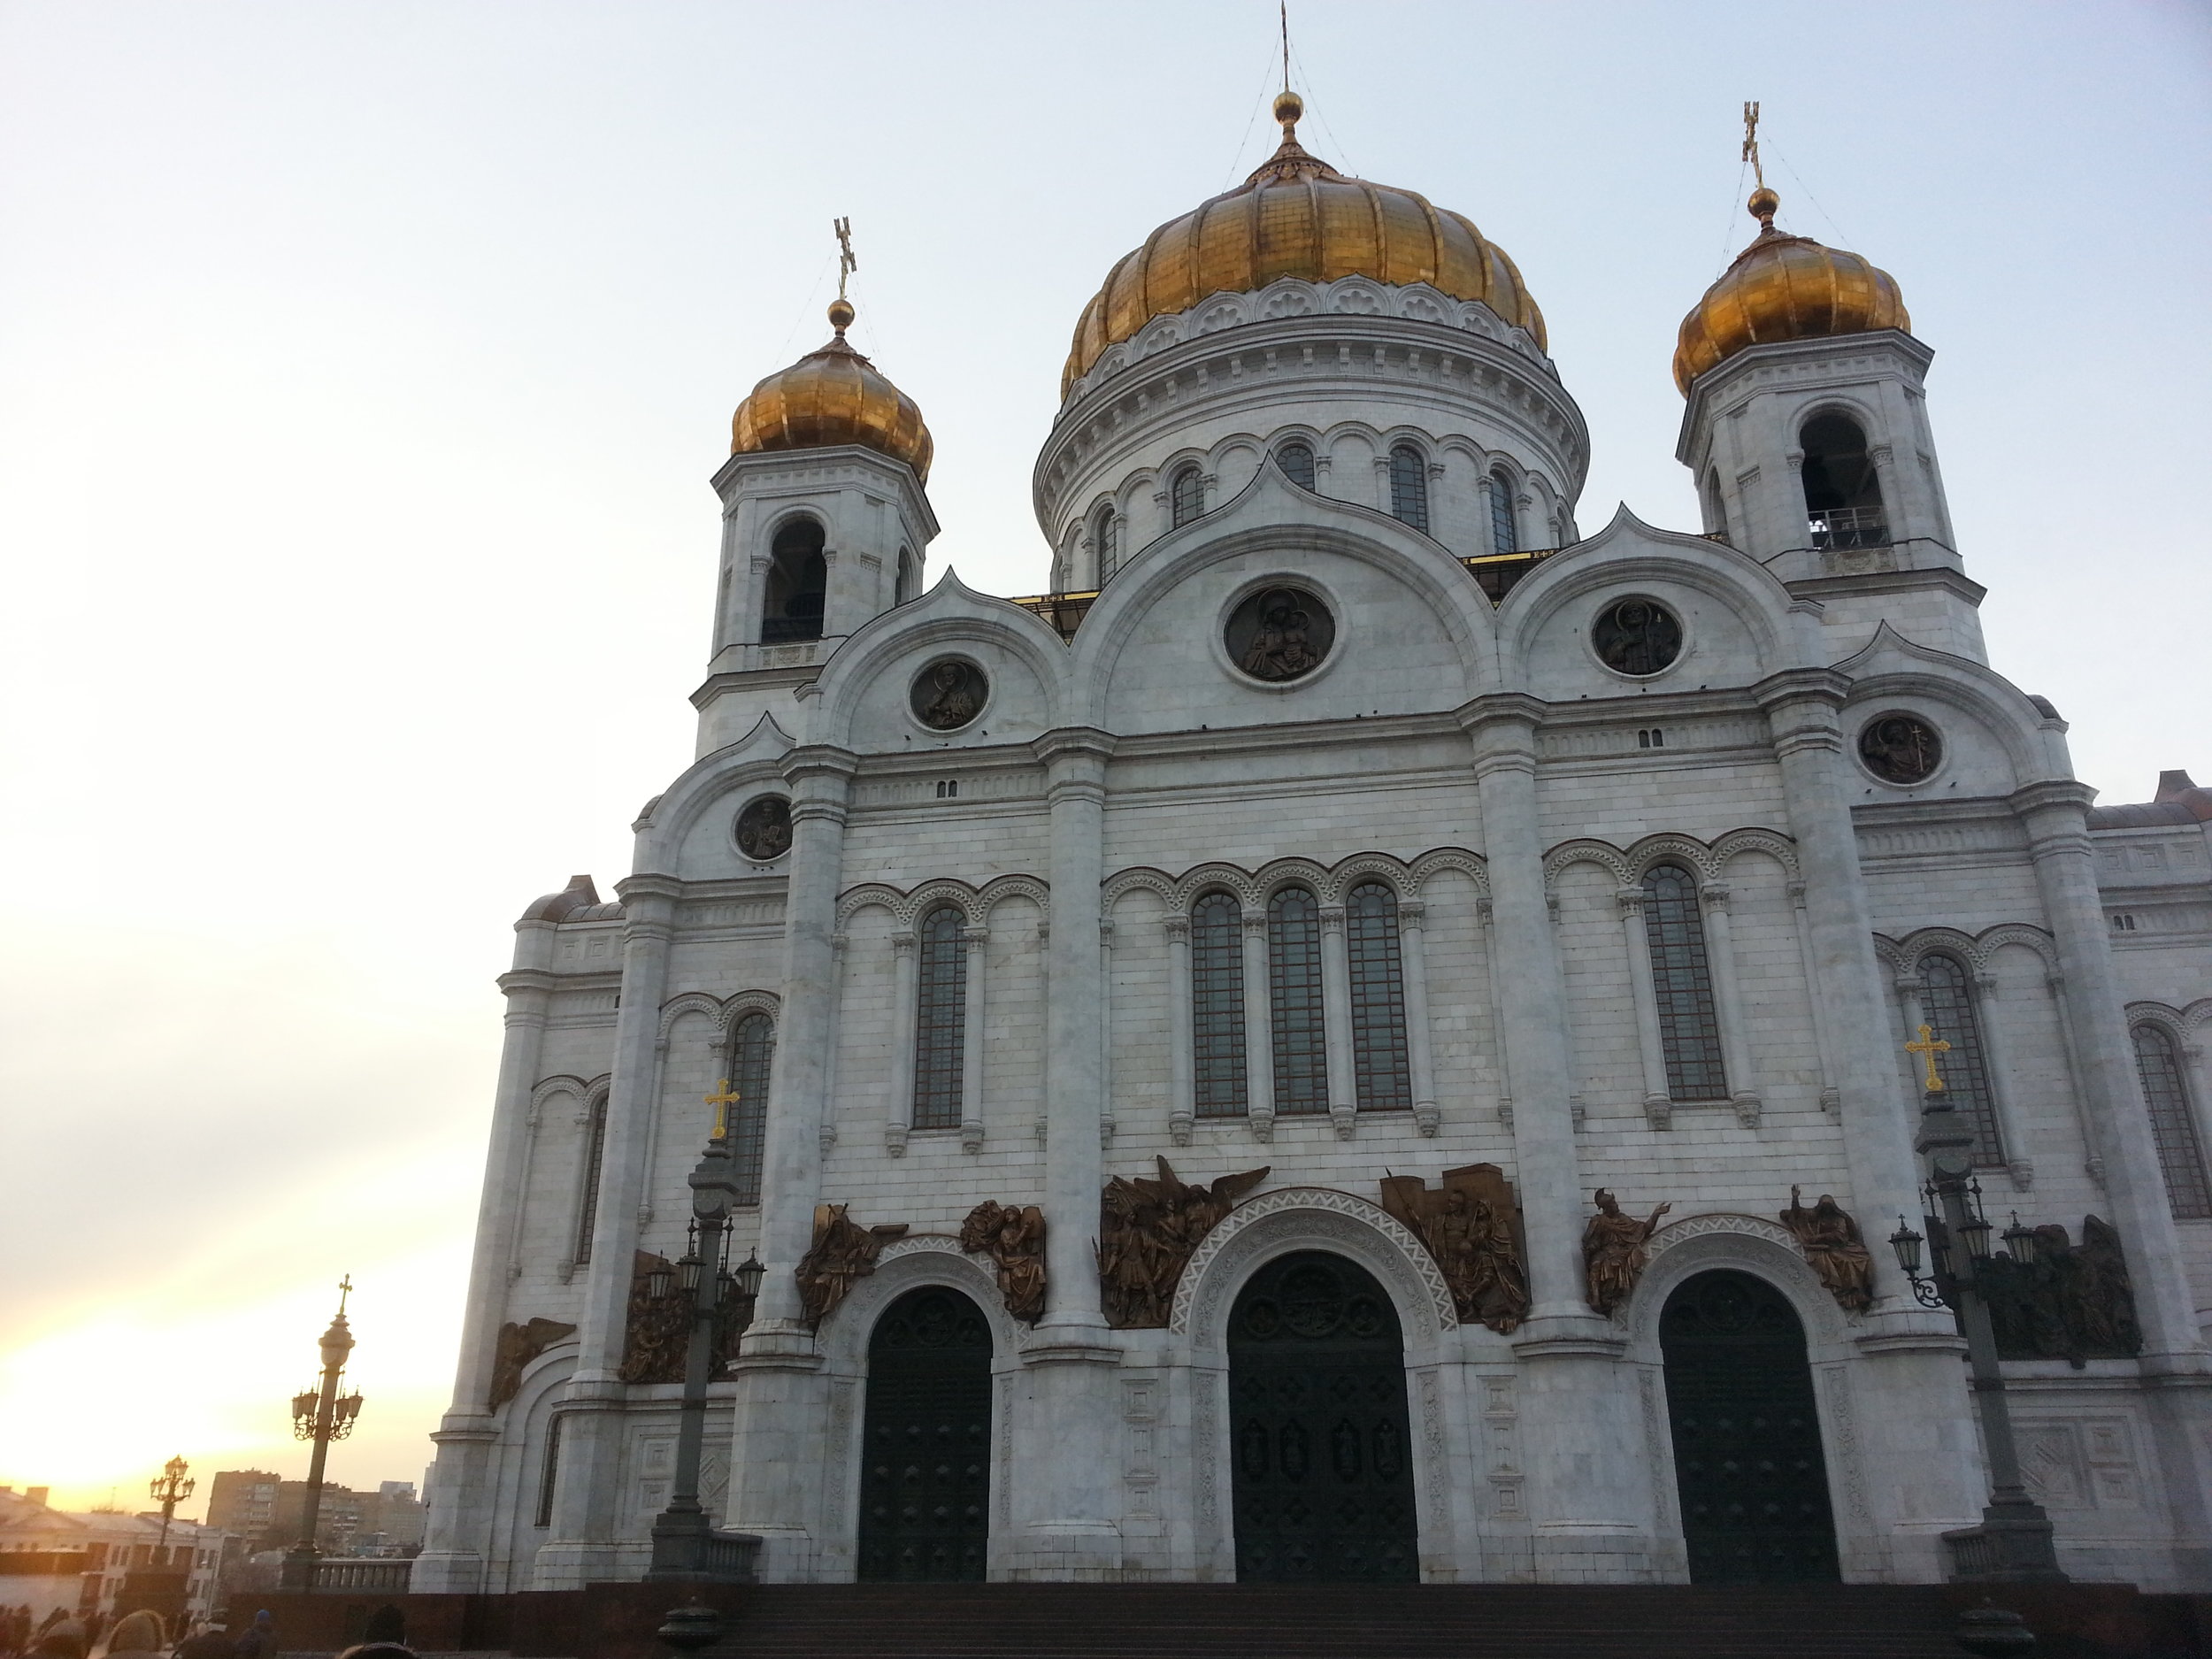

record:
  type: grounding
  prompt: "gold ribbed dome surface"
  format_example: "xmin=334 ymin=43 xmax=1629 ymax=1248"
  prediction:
xmin=732 ymin=300 xmax=933 ymax=481
xmin=1673 ymin=188 xmax=1909 ymax=394
xmin=1062 ymin=94 xmax=1545 ymax=397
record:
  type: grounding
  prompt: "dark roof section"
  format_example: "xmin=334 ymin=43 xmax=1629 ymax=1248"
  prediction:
xmin=520 ymin=873 xmax=605 ymax=924
xmin=2087 ymin=770 xmax=2212 ymax=830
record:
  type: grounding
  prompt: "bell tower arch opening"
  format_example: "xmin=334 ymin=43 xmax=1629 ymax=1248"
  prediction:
xmin=1799 ymin=411 xmax=1886 ymax=550
xmin=761 ymin=516 xmax=828 ymax=643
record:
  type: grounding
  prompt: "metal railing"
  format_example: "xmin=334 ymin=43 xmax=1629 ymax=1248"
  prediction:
xmin=1808 ymin=504 xmax=1890 ymax=549
xmin=759 ymin=618 xmax=824 ymax=644
xmin=309 ymin=1558 xmax=413 ymax=1593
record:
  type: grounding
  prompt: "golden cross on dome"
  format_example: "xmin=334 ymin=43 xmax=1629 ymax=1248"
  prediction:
xmin=1906 ymin=1024 xmax=1951 ymax=1094
xmin=1741 ymin=100 xmax=1765 ymax=189
xmin=335 ymin=1274 xmax=353 ymax=1316
xmin=1279 ymin=1 xmax=1290 ymax=95
xmin=833 ymin=217 xmax=856 ymax=303
xmin=703 ymin=1079 xmax=741 ymax=1141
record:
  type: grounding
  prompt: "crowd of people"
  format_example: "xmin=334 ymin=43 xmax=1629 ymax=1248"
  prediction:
xmin=0 ymin=1606 xmax=408 ymax=1659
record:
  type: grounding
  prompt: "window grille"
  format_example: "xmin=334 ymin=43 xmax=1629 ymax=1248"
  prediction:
xmin=2132 ymin=1024 xmax=2212 ymax=1219
xmin=1388 ymin=445 xmax=1430 ymax=532
xmin=1171 ymin=465 xmax=1204 ymax=528
xmin=534 ymin=1415 xmax=563 ymax=1527
xmin=911 ymin=905 xmax=968 ymax=1129
xmin=1094 ymin=506 xmax=1118 ymax=577
xmin=1276 ymin=441 xmax=1316 ymax=491
xmin=573 ymin=1095 xmax=609 ymax=1265
xmin=1191 ymin=892 xmax=1248 ymax=1116
xmin=1641 ymin=864 xmax=1728 ymax=1101
xmin=1268 ymin=886 xmax=1329 ymax=1114
xmin=1346 ymin=882 xmax=1412 ymax=1110
xmin=1918 ymin=953 xmax=2005 ymax=1165
xmin=727 ymin=1012 xmax=774 ymax=1206
xmin=1488 ymin=470 xmax=1517 ymax=554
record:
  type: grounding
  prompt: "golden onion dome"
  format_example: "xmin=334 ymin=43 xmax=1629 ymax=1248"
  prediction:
xmin=732 ymin=297 xmax=933 ymax=481
xmin=1673 ymin=187 xmax=1910 ymax=394
xmin=1062 ymin=92 xmax=1546 ymax=398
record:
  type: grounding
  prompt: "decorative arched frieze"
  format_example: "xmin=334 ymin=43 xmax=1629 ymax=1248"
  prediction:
xmin=1709 ymin=827 xmax=1801 ymax=878
xmin=1629 ymin=1213 xmax=1861 ymax=1358
xmin=1171 ymin=1187 xmax=1459 ymax=1346
xmin=1247 ymin=856 xmax=1334 ymax=905
xmin=1543 ymin=839 xmax=1635 ymax=888
xmin=715 ymin=988 xmax=781 ymax=1039
xmin=1100 ymin=865 xmax=1178 ymax=913
xmin=833 ymin=874 xmax=1053 ymax=933
xmin=812 ymin=1234 xmax=1026 ymax=1371
xmin=529 ymin=1073 xmax=592 ymax=1116
xmin=1406 ymin=846 xmax=1489 ymax=897
xmin=1543 ymin=829 xmax=1801 ymax=892
xmin=1103 ymin=849 xmax=1485 ymax=917
xmin=656 ymin=991 xmax=727 ymax=1041
xmin=1874 ymin=922 xmax=2059 ymax=979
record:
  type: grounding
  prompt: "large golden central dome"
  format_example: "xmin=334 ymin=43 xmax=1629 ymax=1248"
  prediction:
xmin=1062 ymin=94 xmax=1545 ymax=397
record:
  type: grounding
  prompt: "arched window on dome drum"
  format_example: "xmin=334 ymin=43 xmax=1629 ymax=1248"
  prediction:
xmin=572 ymin=1093 xmax=609 ymax=1267
xmin=1800 ymin=412 xmax=1887 ymax=550
xmin=1640 ymin=864 xmax=1728 ymax=1102
xmin=726 ymin=1011 xmax=774 ymax=1206
xmin=1267 ymin=886 xmax=1329 ymax=1115
xmin=1191 ymin=892 xmax=1248 ymax=1117
xmin=1917 ymin=953 xmax=2004 ymax=1166
xmin=1704 ymin=470 xmax=1730 ymax=545
xmin=2131 ymin=1024 xmax=2212 ymax=1219
xmin=1171 ymin=465 xmax=1205 ymax=528
xmin=1488 ymin=469 xmax=1518 ymax=555
xmin=1388 ymin=444 xmax=1430 ymax=533
xmin=1275 ymin=440 xmax=1317 ymax=492
xmin=762 ymin=516 xmax=828 ymax=642
xmin=1347 ymin=882 xmax=1412 ymax=1111
xmin=895 ymin=547 xmax=916 ymax=607
xmin=911 ymin=905 xmax=968 ymax=1131
xmin=1093 ymin=504 xmax=1119 ymax=580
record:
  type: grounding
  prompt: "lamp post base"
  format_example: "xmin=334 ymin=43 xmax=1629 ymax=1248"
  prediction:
xmin=278 ymin=1546 xmax=320 ymax=1593
xmin=644 ymin=1509 xmax=761 ymax=1585
xmin=1942 ymin=1496 xmax=2069 ymax=1583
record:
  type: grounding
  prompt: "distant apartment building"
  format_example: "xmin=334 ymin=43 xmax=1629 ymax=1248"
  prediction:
xmin=0 ymin=1485 xmax=222 ymax=1625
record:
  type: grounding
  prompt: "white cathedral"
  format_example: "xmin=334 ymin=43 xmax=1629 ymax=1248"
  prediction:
xmin=412 ymin=96 xmax=2212 ymax=1595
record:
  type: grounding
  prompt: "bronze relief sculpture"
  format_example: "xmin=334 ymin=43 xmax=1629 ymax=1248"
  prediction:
xmin=616 ymin=1252 xmax=748 ymax=1384
xmin=1778 ymin=1186 xmax=1876 ymax=1313
xmin=960 ymin=1200 xmax=1047 ymax=1322
xmin=1379 ymin=1164 xmax=1531 ymax=1333
xmin=1582 ymin=1187 xmax=1671 ymax=1317
xmin=1964 ymin=1214 xmax=2142 ymax=1366
xmin=488 ymin=1317 xmax=577 ymax=1410
xmin=796 ymin=1203 xmax=908 ymax=1326
xmin=1099 ymin=1156 xmax=1271 ymax=1329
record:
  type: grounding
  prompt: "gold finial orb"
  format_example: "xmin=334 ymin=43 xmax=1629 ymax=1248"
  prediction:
xmin=826 ymin=296 xmax=856 ymax=333
xmin=1273 ymin=88 xmax=1303 ymax=128
xmin=1747 ymin=185 xmax=1780 ymax=229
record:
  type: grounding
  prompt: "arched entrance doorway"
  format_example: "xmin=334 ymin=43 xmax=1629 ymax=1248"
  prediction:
xmin=1228 ymin=1250 xmax=1417 ymax=1581
xmin=856 ymin=1286 xmax=992 ymax=1581
xmin=1660 ymin=1269 xmax=1839 ymax=1582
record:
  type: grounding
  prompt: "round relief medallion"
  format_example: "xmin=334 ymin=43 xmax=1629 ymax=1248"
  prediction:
xmin=734 ymin=795 xmax=792 ymax=861
xmin=1593 ymin=596 xmax=1683 ymax=676
xmin=1225 ymin=585 xmax=1334 ymax=682
xmin=911 ymin=657 xmax=987 ymax=730
xmin=1858 ymin=712 xmax=1942 ymax=784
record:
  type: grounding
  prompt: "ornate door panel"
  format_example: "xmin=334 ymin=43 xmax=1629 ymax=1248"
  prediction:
xmin=856 ymin=1287 xmax=992 ymax=1581
xmin=1228 ymin=1251 xmax=1418 ymax=1582
xmin=1660 ymin=1269 xmax=1839 ymax=1583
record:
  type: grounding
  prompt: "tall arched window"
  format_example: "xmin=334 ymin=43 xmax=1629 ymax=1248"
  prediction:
xmin=1917 ymin=953 xmax=2004 ymax=1165
xmin=1268 ymin=886 xmax=1329 ymax=1114
xmin=1093 ymin=503 xmax=1119 ymax=580
xmin=1346 ymin=881 xmax=1412 ymax=1111
xmin=1703 ymin=470 xmax=1730 ymax=544
xmin=726 ymin=1011 xmax=775 ymax=1206
xmin=895 ymin=547 xmax=916 ymax=606
xmin=1800 ymin=411 xmax=1887 ymax=549
xmin=1275 ymin=440 xmax=1316 ymax=491
xmin=1171 ymin=464 xmax=1204 ymax=528
xmin=912 ymin=905 xmax=968 ymax=1130
xmin=572 ymin=1093 xmax=609 ymax=1265
xmin=2131 ymin=1024 xmax=2212 ymax=1219
xmin=1641 ymin=864 xmax=1728 ymax=1102
xmin=762 ymin=516 xmax=828 ymax=642
xmin=1388 ymin=444 xmax=1430 ymax=532
xmin=1488 ymin=469 xmax=1518 ymax=555
xmin=1191 ymin=892 xmax=1248 ymax=1117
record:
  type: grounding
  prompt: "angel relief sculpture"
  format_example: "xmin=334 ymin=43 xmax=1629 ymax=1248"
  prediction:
xmin=1778 ymin=1185 xmax=1876 ymax=1313
xmin=961 ymin=1200 xmax=1046 ymax=1322
xmin=795 ymin=1203 xmax=907 ymax=1326
xmin=1379 ymin=1164 xmax=1531 ymax=1333
xmin=1582 ymin=1188 xmax=1671 ymax=1317
xmin=1098 ymin=1157 xmax=1270 ymax=1329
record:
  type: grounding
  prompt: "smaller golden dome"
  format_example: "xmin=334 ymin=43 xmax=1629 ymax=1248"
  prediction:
xmin=731 ymin=301 xmax=933 ymax=481
xmin=1673 ymin=189 xmax=1910 ymax=395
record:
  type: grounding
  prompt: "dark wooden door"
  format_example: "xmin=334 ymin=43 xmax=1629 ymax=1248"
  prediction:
xmin=1228 ymin=1251 xmax=1418 ymax=1582
xmin=856 ymin=1286 xmax=992 ymax=1581
xmin=1661 ymin=1269 xmax=1840 ymax=1583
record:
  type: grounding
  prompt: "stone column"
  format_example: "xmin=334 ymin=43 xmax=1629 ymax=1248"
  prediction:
xmin=412 ymin=931 xmax=556 ymax=1594
xmin=538 ymin=874 xmax=680 ymax=1587
xmin=960 ymin=923 xmax=988 ymax=1152
xmin=1616 ymin=887 xmax=1674 ymax=1130
xmin=1755 ymin=672 xmax=1978 ymax=1580
xmin=1698 ymin=885 xmax=1763 ymax=1127
xmin=1318 ymin=903 xmax=1357 ymax=1139
xmin=1788 ymin=879 xmax=1842 ymax=1117
xmin=884 ymin=932 xmax=918 ymax=1156
xmin=1397 ymin=900 xmax=1440 ymax=1137
xmin=726 ymin=745 xmax=857 ymax=1579
xmin=1017 ymin=727 xmax=1122 ymax=1579
xmin=1097 ymin=920 xmax=1117 ymax=1145
xmin=1165 ymin=915 xmax=1194 ymax=1145
xmin=1240 ymin=909 xmax=1277 ymax=1141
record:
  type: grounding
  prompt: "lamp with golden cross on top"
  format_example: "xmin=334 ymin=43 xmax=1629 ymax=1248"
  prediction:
xmin=1906 ymin=1024 xmax=1951 ymax=1094
xmin=703 ymin=1079 xmax=741 ymax=1142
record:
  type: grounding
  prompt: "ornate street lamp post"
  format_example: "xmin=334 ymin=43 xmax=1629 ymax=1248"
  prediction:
xmin=280 ymin=1278 xmax=365 ymax=1592
xmin=1889 ymin=1027 xmax=2067 ymax=1583
xmin=644 ymin=1083 xmax=765 ymax=1583
xmin=150 ymin=1455 xmax=195 ymax=1552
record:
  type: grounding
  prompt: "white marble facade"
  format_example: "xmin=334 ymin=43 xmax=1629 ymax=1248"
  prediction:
xmin=412 ymin=198 xmax=2212 ymax=1596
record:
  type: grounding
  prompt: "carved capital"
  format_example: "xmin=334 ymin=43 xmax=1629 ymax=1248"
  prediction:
xmin=1318 ymin=905 xmax=1347 ymax=934
xmin=1413 ymin=1100 xmax=1440 ymax=1137
xmin=1732 ymin=1091 xmax=1763 ymax=1129
xmin=885 ymin=1120 xmax=910 ymax=1157
xmin=1398 ymin=901 xmax=1427 ymax=927
xmin=961 ymin=1118 xmax=986 ymax=1154
xmin=1615 ymin=887 xmax=1647 ymax=917
xmin=1497 ymin=1096 xmax=1513 ymax=1130
xmin=1169 ymin=1109 xmax=1194 ymax=1147
xmin=1643 ymin=1094 xmax=1673 ymax=1131
xmin=892 ymin=933 xmax=917 ymax=956
xmin=963 ymin=926 xmax=989 ymax=949
xmin=1819 ymin=1087 xmax=1841 ymax=1118
xmin=1699 ymin=884 xmax=1732 ymax=913
xmin=1241 ymin=911 xmax=1269 ymax=938
xmin=1786 ymin=879 xmax=1809 ymax=903
xmin=818 ymin=1122 xmax=838 ymax=1157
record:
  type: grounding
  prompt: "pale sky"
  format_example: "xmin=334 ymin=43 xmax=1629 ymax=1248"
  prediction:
xmin=3 ymin=1 xmax=2207 ymax=1516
